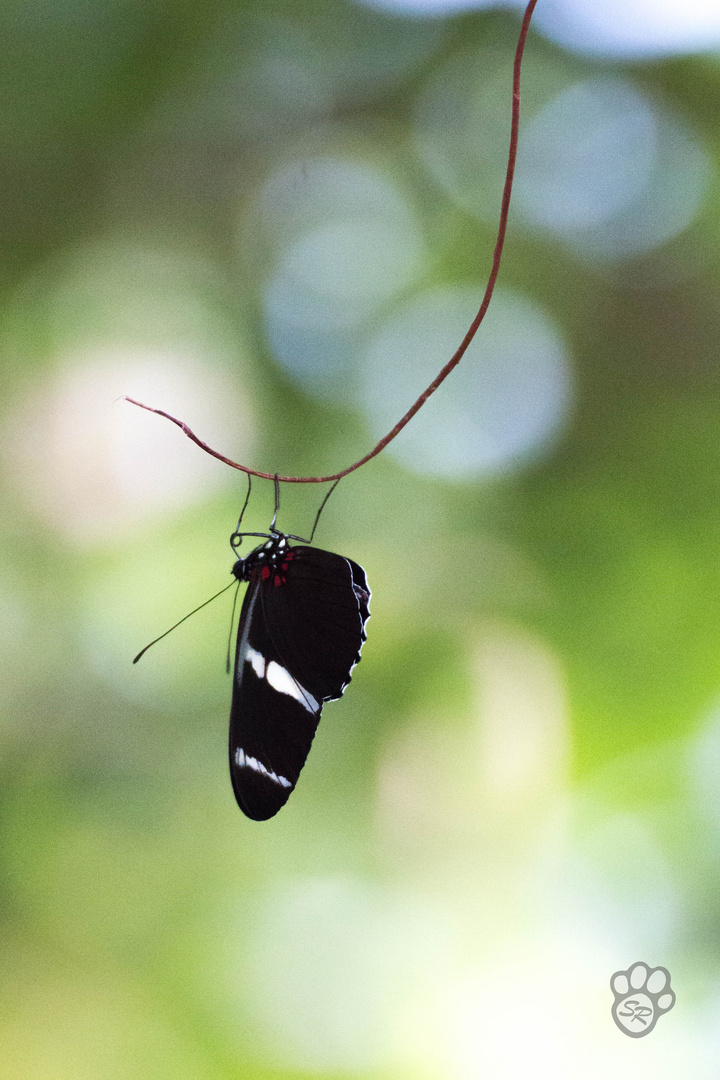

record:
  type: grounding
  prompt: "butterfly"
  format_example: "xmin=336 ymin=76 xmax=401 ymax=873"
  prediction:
xmin=229 ymin=533 xmax=370 ymax=820
xmin=134 ymin=477 xmax=370 ymax=820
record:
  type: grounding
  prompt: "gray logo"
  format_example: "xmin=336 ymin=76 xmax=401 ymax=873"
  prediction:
xmin=610 ymin=962 xmax=675 ymax=1037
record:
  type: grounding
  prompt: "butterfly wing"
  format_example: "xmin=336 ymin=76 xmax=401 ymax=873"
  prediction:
xmin=229 ymin=545 xmax=370 ymax=821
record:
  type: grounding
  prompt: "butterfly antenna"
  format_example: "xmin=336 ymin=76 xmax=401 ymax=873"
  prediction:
xmin=229 ymin=474 xmax=253 ymax=554
xmin=309 ymin=477 xmax=342 ymax=543
xmin=270 ymin=473 xmax=280 ymax=533
xmin=235 ymin=473 xmax=252 ymax=533
xmin=133 ymin=579 xmax=236 ymax=664
xmin=226 ymin=581 xmax=241 ymax=674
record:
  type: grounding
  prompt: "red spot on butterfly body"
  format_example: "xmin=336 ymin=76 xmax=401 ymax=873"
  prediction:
xmin=261 ymin=566 xmax=270 ymax=580
xmin=274 ymin=574 xmax=282 ymax=587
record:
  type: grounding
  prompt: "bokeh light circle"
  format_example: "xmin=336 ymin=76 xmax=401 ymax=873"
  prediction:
xmin=416 ymin=52 xmax=712 ymax=263
xmin=533 ymin=0 xmax=720 ymax=59
xmin=356 ymin=0 xmax=720 ymax=59
xmin=359 ymin=284 xmax=571 ymax=478
xmin=515 ymin=77 xmax=712 ymax=260
xmin=260 ymin=157 xmax=427 ymax=402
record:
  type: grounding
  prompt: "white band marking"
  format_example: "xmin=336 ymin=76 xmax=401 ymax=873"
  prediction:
xmin=243 ymin=647 xmax=318 ymax=714
xmin=266 ymin=660 xmax=319 ymax=713
xmin=245 ymin=646 xmax=266 ymax=679
xmin=234 ymin=747 xmax=292 ymax=789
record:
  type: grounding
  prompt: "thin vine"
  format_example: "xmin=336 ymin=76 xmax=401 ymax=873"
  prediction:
xmin=125 ymin=0 xmax=539 ymax=484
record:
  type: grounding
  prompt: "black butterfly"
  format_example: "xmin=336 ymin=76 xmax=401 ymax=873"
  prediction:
xmin=229 ymin=533 xmax=370 ymax=820
xmin=133 ymin=477 xmax=370 ymax=821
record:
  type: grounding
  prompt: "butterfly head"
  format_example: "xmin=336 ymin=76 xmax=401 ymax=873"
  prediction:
xmin=231 ymin=534 xmax=294 ymax=584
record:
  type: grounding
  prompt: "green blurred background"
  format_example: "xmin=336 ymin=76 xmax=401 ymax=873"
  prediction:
xmin=3 ymin=0 xmax=720 ymax=1076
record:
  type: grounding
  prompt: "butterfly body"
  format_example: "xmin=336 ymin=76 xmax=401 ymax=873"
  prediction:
xmin=229 ymin=533 xmax=370 ymax=821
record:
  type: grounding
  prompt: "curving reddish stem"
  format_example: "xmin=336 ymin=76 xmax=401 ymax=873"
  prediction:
xmin=126 ymin=0 xmax=539 ymax=484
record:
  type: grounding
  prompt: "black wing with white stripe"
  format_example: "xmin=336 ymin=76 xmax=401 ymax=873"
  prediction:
xmin=229 ymin=538 xmax=370 ymax=821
